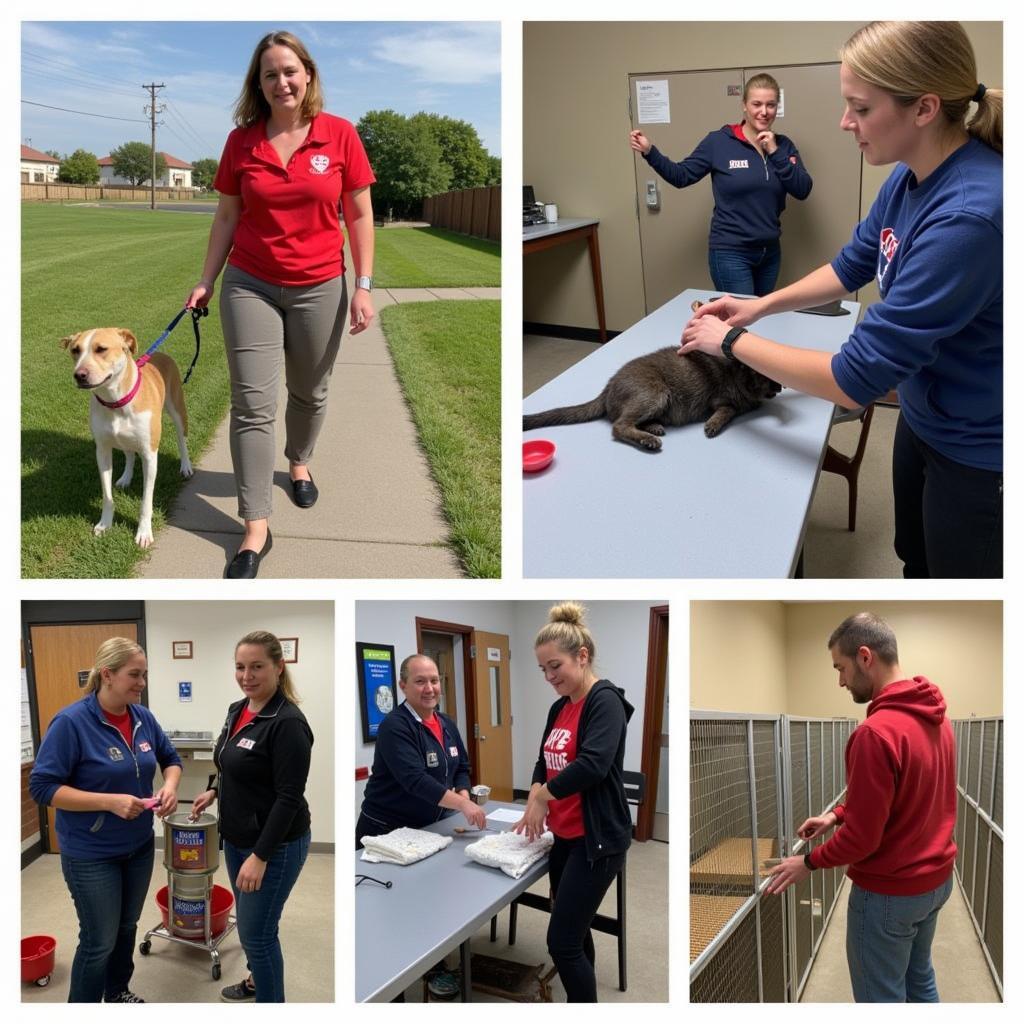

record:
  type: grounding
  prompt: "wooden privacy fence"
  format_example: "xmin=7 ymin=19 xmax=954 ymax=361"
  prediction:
xmin=21 ymin=183 xmax=198 ymax=202
xmin=423 ymin=185 xmax=500 ymax=242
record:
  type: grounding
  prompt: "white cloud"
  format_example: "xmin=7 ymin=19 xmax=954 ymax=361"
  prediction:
xmin=371 ymin=23 xmax=499 ymax=85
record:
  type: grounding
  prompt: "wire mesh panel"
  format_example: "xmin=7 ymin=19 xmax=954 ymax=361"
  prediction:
xmin=758 ymin=891 xmax=786 ymax=1002
xmin=691 ymin=719 xmax=755 ymax=895
xmin=956 ymin=721 xmax=968 ymax=789
xmin=955 ymin=791 xmax=966 ymax=877
xmin=967 ymin=721 xmax=982 ymax=800
xmin=984 ymin=833 xmax=1002 ymax=986
xmin=794 ymin=873 xmax=812 ymax=988
xmin=691 ymin=907 xmax=760 ymax=1002
xmin=980 ymin=721 xmax=996 ymax=815
xmin=809 ymin=723 xmax=822 ymax=823
xmin=992 ymin=720 xmax=1002 ymax=829
xmin=821 ymin=848 xmax=835 ymax=915
xmin=790 ymin=724 xmax=808 ymax=838
xmin=971 ymin=828 xmax=989 ymax=925
xmin=752 ymin=721 xmax=779 ymax=846
xmin=823 ymin=724 xmax=834 ymax=807
xmin=962 ymin=803 xmax=976 ymax=905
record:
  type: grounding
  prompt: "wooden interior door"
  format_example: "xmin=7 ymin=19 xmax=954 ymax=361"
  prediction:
xmin=470 ymin=631 xmax=513 ymax=801
xmin=421 ymin=631 xmax=457 ymax=719
xmin=29 ymin=622 xmax=138 ymax=852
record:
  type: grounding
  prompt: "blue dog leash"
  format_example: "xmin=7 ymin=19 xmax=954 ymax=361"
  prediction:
xmin=139 ymin=305 xmax=207 ymax=384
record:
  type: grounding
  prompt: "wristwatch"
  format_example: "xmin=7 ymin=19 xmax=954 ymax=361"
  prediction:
xmin=803 ymin=852 xmax=817 ymax=871
xmin=721 ymin=326 xmax=748 ymax=361
xmin=355 ymin=275 xmax=373 ymax=292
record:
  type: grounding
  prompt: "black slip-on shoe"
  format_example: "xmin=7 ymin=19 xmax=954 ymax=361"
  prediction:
xmin=290 ymin=473 xmax=318 ymax=508
xmin=225 ymin=530 xmax=273 ymax=579
xmin=220 ymin=978 xmax=256 ymax=1002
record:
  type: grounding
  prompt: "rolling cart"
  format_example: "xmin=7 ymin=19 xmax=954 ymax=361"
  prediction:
xmin=139 ymin=811 xmax=237 ymax=980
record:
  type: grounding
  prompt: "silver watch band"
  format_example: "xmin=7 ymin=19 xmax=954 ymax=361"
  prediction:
xmin=355 ymin=275 xmax=373 ymax=292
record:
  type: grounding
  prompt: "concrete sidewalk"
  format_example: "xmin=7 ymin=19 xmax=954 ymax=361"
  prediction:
xmin=140 ymin=275 xmax=500 ymax=578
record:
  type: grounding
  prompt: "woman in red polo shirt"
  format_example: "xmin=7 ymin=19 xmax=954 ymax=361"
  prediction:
xmin=514 ymin=603 xmax=634 ymax=1002
xmin=186 ymin=30 xmax=376 ymax=578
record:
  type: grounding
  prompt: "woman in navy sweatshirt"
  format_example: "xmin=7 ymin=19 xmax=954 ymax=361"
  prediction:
xmin=514 ymin=603 xmax=634 ymax=1002
xmin=629 ymin=72 xmax=812 ymax=296
xmin=191 ymin=630 xmax=313 ymax=1003
xmin=681 ymin=22 xmax=1002 ymax=579
xmin=29 ymin=638 xmax=182 ymax=1003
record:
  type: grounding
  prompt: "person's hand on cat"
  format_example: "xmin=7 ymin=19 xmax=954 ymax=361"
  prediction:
xmin=691 ymin=295 xmax=764 ymax=329
xmin=678 ymin=313 xmax=731 ymax=358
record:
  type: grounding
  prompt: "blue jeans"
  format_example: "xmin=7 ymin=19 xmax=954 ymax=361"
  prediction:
xmin=846 ymin=875 xmax=954 ymax=1002
xmin=708 ymin=245 xmax=781 ymax=297
xmin=60 ymin=835 xmax=154 ymax=1002
xmin=224 ymin=831 xmax=310 ymax=1002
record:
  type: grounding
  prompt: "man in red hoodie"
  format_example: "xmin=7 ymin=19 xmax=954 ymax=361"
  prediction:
xmin=765 ymin=612 xmax=957 ymax=1002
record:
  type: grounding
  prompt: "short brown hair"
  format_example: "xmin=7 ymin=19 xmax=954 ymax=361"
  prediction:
xmin=827 ymin=613 xmax=899 ymax=665
xmin=233 ymin=31 xmax=324 ymax=128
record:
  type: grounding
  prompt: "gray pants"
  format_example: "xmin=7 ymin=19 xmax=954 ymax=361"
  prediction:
xmin=220 ymin=265 xmax=348 ymax=519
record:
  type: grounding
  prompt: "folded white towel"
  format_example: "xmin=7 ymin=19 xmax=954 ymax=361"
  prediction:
xmin=360 ymin=827 xmax=453 ymax=866
xmin=464 ymin=829 xmax=553 ymax=878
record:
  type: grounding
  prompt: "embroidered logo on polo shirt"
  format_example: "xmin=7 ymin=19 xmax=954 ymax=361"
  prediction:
xmin=310 ymin=154 xmax=330 ymax=174
xmin=108 ymin=746 xmax=124 ymax=761
xmin=237 ymin=738 xmax=255 ymax=750
xmin=729 ymin=160 xmax=749 ymax=169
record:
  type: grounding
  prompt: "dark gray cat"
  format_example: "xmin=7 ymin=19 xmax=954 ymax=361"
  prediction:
xmin=523 ymin=347 xmax=782 ymax=451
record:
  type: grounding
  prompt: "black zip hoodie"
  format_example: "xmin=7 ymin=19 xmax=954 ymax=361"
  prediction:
xmin=213 ymin=689 xmax=313 ymax=862
xmin=531 ymin=679 xmax=634 ymax=862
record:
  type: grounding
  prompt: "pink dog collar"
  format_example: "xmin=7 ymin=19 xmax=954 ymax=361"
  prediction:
xmin=95 ymin=356 xmax=150 ymax=410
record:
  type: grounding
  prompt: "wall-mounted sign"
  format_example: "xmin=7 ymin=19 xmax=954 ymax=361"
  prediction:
xmin=636 ymin=79 xmax=670 ymax=124
xmin=487 ymin=647 xmax=501 ymax=662
xmin=357 ymin=642 xmax=397 ymax=744
xmin=173 ymin=641 xmax=193 ymax=659
xmin=280 ymin=638 xmax=299 ymax=663
xmin=179 ymin=681 xmax=192 ymax=702
xmin=77 ymin=670 xmax=90 ymax=688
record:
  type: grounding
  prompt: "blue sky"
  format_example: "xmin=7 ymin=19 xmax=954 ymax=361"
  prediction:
xmin=21 ymin=21 xmax=501 ymax=163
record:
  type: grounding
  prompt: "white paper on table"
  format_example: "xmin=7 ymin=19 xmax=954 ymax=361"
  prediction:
xmin=486 ymin=808 xmax=525 ymax=824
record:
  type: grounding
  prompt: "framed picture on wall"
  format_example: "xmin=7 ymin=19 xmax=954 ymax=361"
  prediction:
xmin=172 ymin=641 xmax=193 ymax=659
xmin=356 ymin=642 xmax=397 ymax=743
xmin=280 ymin=638 xmax=299 ymax=663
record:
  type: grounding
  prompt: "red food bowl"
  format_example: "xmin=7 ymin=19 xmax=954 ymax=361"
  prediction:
xmin=156 ymin=884 xmax=234 ymax=938
xmin=523 ymin=439 xmax=556 ymax=472
xmin=21 ymin=935 xmax=56 ymax=985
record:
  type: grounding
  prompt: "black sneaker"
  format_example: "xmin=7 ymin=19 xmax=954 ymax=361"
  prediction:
xmin=220 ymin=978 xmax=256 ymax=1002
xmin=106 ymin=990 xmax=146 ymax=1003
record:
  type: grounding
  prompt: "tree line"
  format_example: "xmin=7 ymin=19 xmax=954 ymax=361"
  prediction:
xmin=47 ymin=111 xmax=497 ymax=213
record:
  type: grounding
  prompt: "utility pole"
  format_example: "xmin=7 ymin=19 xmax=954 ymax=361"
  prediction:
xmin=142 ymin=82 xmax=165 ymax=210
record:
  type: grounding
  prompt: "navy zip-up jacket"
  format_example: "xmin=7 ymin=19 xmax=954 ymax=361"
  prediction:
xmin=643 ymin=123 xmax=812 ymax=249
xmin=360 ymin=702 xmax=471 ymax=830
xmin=29 ymin=693 xmax=181 ymax=859
xmin=830 ymin=138 xmax=1002 ymax=471
xmin=532 ymin=679 xmax=635 ymax=862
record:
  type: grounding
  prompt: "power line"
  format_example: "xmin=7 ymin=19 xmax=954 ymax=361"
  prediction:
xmin=22 ymin=47 xmax=142 ymax=90
xmin=21 ymin=61 xmax=144 ymax=104
xmin=163 ymin=101 xmax=219 ymax=156
xmin=21 ymin=99 xmax=148 ymax=123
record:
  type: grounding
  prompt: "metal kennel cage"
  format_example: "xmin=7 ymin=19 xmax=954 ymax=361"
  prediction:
xmin=951 ymin=717 xmax=1002 ymax=997
xmin=690 ymin=712 xmax=855 ymax=1003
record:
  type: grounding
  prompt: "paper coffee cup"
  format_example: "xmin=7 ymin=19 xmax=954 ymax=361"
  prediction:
xmin=544 ymin=204 xmax=558 ymax=223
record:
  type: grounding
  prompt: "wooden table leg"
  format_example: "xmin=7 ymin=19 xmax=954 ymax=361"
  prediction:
xmin=587 ymin=227 xmax=608 ymax=342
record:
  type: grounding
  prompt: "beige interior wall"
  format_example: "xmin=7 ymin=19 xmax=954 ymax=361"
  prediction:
xmin=690 ymin=601 xmax=788 ymax=713
xmin=785 ymin=601 xmax=1003 ymax=720
xmin=691 ymin=600 xmax=1002 ymax=721
xmin=524 ymin=21 xmax=1002 ymax=332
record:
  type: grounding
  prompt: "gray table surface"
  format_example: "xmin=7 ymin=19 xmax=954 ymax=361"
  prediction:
xmin=522 ymin=287 xmax=860 ymax=578
xmin=355 ymin=802 xmax=548 ymax=1002
xmin=523 ymin=217 xmax=599 ymax=242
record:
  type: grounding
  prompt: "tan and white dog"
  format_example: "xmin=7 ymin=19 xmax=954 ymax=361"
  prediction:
xmin=63 ymin=327 xmax=193 ymax=548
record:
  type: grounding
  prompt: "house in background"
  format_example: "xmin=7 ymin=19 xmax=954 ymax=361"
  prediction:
xmin=21 ymin=145 xmax=59 ymax=183
xmin=98 ymin=151 xmax=194 ymax=189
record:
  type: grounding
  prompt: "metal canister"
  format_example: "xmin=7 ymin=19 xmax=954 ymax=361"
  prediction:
xmin=163 ymin=811 xmax=219 ymax=874
xmin=169 ymin=874 xmax=210 ymax=938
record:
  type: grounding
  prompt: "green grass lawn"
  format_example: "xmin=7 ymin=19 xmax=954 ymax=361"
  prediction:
xmin=380 ymin=300 xmax=500 ymax=578
xmin=22 ymin=204 xmax=231 ymax=577
xmin=374 ymin=227 xmax=500 ymax=288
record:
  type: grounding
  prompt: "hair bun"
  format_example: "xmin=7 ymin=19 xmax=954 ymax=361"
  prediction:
xmin=549 ymin=601 xmax=586 ymax=626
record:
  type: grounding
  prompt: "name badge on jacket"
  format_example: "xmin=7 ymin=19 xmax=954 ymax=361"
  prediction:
xmin=138 ymin=741 xmax=152 ymax=752
xmin=449 ymin=746 xmax=459 ymax=757
xmin=426 ymin=751 xmax=439 ymax=768
xmin=237 ymin=738 xmax=255 ymax=750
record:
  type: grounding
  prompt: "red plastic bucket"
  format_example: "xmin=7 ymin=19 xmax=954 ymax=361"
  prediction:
xmin=21 ymin=935 xmax=56 ymax=984
xmin=156 ymin=884 xmax=234 ymax=938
